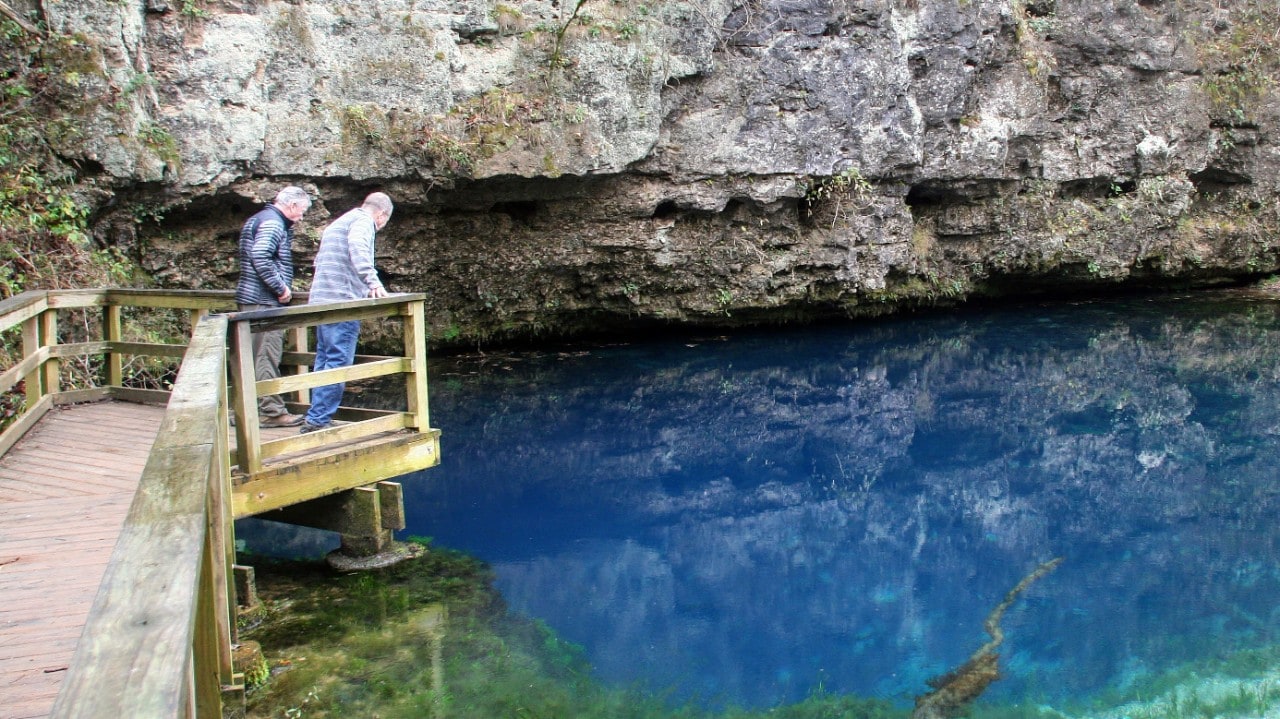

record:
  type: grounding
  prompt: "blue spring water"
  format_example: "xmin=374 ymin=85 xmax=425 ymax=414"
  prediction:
xmin=246 ymin=292 xmax=1280 ymax=712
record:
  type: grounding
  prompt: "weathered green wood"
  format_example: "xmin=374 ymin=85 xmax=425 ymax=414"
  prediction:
xmin=207 ymin=347 xmax=237 ymax=680
xmin=0 ymin=291 xmax=440 ymax=719
xmin=0 ymin=342 xmax=51 ymax=395
xmin=106 ymin=340 xmax=190 ymax=359
xmin=104 ymin=305 xmax=123 ymax=387
xmin=227 ymin=293 xmax=426 ymax=333
xmin=51 ymin=386 xmax=114 ymax=405
xmin=258 ymin=356 xmax=410 ymax=396
xmin=42 ymin=290 xmax=108 ymax=309
xmin=253 ymin=412 xmax=411 ymax=462
xmin=103 ymin=289 xmax=238 ymax=311
xmin=228 ymin=321 xmax=262 ymax=476
xmin=378 ymin=481 xmax=406 ymax=531
xmin=256 ymin=485 xmax=384 ymax=535
xmin=195 ymin=546 xmax=223 ymax=716
xmin=403 ymin=301 xmax=430 ymax=430
xmin=0 ymin=393 xmax=51 ymax=456
xmin=39 ymin=309 xmax=58 ymax=397
xmin=233 ymin=429 xmax=440 ymax=517
xmin=21 ymin=314 xmax=42 ymax=405
xmin=286 ymin=326 xmax=309 ymax=404
xmin=49 ymin=444 xmax=211 ymax=719
xmin=47 ymin=340 xmax=112 ymax=358
xmin=103 ymin=386 xmax=173 ymax=406
xmin=0 ymin=290 xmax=48 ymax=328
xmin=50 ymin=316 xmax=231 ymax=719
xmin=47 ymin=289 xmax=234 ymax=311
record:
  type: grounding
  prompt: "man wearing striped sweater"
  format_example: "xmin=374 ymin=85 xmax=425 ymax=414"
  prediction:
xmin=236 ymin=186 xmax=312 ymax=428
xmin=300 ymin=192 xmax=393 ymax=434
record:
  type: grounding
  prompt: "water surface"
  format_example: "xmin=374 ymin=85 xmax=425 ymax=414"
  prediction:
xmin=270 ymin=293 xmax=1280 ymax=712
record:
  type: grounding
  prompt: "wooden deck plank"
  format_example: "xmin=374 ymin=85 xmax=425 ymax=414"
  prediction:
xmin=0 ymin=401 xmax=164 ymax=719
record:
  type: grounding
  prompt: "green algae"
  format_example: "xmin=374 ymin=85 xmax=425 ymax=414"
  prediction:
xmin=240 ymin=544 xmax=904 ymax=719
xmin=239 ymin=545 xmax=1280 ymax=719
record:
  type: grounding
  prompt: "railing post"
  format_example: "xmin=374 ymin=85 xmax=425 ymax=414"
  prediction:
xmin=193 ymin=546 xmax=222 ymax=716
xmin=189 ymin=308 xmax=208 ymax=335
xmin=287 ymin=325 xmax=310 ymax=405
xmin=228 ymin=319 xmax=262 ymax=475
xmin=20 ymin=314 xmax=42 ymax=406
xmin=38 ymin=309 xmax=58 ymax=394
xmin=403 ymin=300 xmax=430 ymax=430
xmin=209 ymin=354 xmax=237 ymax=683
xmin=103 ymin=304 xmax=122 ymax=387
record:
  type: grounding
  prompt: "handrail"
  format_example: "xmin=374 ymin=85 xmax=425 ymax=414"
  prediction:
xmin=48 ymin=314 xmax=235 ymax=718
xmin=0 ymin=287 xmax=438 ymax=717
xmin=0 ymin=289 xmax=237 ymax=456
xmin=225 ymin=293 xmax=431 ymax=478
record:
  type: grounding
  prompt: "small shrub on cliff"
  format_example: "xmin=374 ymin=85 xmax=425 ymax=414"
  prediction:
xmin=1193 ymin=0 xmax=1279 ymax=125
xmin=802 ymin=168 xmax=874 ymax=228
xmin=0 ymin=19 xmax=121 ymax=297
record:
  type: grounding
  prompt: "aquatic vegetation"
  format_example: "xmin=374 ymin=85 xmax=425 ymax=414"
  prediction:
xmin=242 ymin=546 xmax=911 ymax=719
xmin=239 ymin=534 xmax=1280 ymax=719
xmin=912 ymin=558 xmax=1064 ymax=719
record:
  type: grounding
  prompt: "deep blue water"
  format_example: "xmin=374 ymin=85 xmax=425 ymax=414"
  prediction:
xmin=247 ymin=292 xmax=1280 ymax=712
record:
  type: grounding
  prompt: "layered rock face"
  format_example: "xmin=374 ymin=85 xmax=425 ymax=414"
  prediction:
xmin=42 ymin=0 xmax=1280 ymax=347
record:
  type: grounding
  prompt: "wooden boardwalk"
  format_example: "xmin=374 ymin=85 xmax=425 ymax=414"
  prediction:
xmin=0 ymin=401 xmax=165 ymax=719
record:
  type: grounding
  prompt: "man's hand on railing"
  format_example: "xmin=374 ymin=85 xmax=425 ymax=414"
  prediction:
xmin=368 ymin=286 xmax=388 ymax=299
xmin=277 ymin=287 xmax=293 ymax=304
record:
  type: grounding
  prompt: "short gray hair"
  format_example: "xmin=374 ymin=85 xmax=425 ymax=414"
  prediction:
xmin=362 ymin=192 xmax=394 ymax=218
xmin=274 ymin=186 xmax=312 ymax=210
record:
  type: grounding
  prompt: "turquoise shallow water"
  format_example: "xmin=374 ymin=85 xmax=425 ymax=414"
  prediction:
xmin=246 ymin=292 xmax=1280 ymax=713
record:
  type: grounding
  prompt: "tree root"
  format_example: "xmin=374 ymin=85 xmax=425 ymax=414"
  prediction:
xmin=912 ymin=557 xmax=1064 ymax=719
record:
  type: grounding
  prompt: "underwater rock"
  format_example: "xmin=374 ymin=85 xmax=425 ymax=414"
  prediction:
xmin=325 ymin=540 xmax=425 ymax=571
xmin=912 ymin=557 xmax=1064 ymax=719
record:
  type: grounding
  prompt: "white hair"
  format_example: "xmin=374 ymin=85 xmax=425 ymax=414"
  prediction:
xmin=274 ymin=186 xmax=312 ymax=210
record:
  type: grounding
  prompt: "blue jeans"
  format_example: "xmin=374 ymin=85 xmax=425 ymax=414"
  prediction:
xmin=305 ymin=320 xmax=360 ymax=427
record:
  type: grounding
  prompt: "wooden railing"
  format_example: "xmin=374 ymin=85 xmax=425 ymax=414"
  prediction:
xmin=49 ymin=313 xmax=236 ymax=718
xmin=225 ymin=293 xmax=430 ymax=477
xmin=0 ymin=289 xmax=238 ymax=456
xmin=0 ymin=288 xmax=438 ymax=718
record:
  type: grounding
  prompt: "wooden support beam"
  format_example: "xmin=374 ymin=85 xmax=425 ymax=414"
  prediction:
xmin=257 ymin=481 xmax=405 ymax=534
xmin=233 ymin=565 xmax=260 ymax=610
xmin=377 ymin=481 xmax=405 ymax=531
xmin=232 ymin=430 xmax=440 ymax=517
xmin=257 ymin=485 xmax=380 ymax=535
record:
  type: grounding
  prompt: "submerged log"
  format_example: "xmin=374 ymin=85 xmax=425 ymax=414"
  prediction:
xmin=912 ymin=557 xmax=1064 ymax=719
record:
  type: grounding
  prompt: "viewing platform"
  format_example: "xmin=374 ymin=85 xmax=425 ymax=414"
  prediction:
xmin=0 ymin=289 xmax=441 ymax=719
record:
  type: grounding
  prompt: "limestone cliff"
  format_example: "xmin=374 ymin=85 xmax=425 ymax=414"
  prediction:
xmin=29 ymin=0 xmax=1280 ymax=347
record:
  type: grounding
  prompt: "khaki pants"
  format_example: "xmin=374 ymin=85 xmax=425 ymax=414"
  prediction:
xmin=240 ymin=303 xmax=288 ymax=417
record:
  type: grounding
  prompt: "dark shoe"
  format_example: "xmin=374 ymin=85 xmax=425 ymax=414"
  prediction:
xmin=261 ymin=412 xmax=306 ymax=428
xmin=299 ymin=422 xmax=328 ymax=434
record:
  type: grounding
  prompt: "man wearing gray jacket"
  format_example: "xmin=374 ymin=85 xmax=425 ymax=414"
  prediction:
xmin=300 ymin=191 xmax=392 ymax=433
xmin=236 ymin=186 xmax=312 ymax=427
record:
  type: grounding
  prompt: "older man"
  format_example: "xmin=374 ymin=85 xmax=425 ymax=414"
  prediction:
xmin=236 ymin=186 xmax=311 ymax=427
xmin=300 ymin=191 xmax=393 ymax=433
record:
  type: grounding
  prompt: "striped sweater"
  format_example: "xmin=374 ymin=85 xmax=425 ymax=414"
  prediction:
xmin=307 ymin=207 xmax=385 ymax=304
